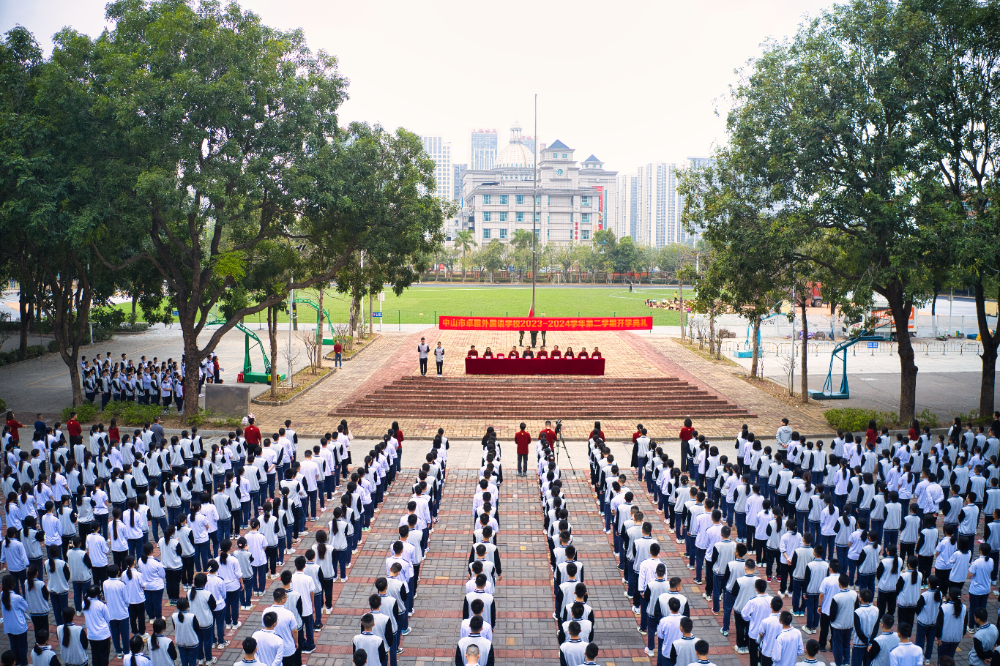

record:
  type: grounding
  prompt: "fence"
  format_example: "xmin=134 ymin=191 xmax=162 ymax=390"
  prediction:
xmin=720 ymin=339 xmax=985 ymax=358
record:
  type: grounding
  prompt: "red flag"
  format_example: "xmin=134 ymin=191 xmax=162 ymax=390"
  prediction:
xmin=528 ymin=305 xmax=534 ymax=318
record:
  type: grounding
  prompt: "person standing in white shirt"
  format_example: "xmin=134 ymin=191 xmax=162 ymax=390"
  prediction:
xmin=433 ymin=342 xmax=445 ymax=378
xmin=298 ymin=452 xmax=320 ymax=522
xmin=417 ymin=338 xmax=430 ymax=377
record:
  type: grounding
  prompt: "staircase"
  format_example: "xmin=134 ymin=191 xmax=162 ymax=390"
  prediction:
xmin=339 ymin=376 xmax=753 ymax=419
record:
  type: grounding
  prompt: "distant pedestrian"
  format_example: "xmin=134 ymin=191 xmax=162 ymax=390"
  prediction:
xmin=333 ymin=341 xmax=343 ymax=368
xmin=417 ymin=338 xmax=430 ymax=377
xmin=434 ymin=342 xmax=445 ymax=378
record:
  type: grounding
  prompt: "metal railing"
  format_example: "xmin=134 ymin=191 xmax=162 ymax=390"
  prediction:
xmin=722 ymin=339 xmax=985 ymax=358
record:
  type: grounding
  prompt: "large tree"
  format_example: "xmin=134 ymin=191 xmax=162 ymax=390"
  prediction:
xmin=91 ymin=1 xmax=445 ymax=417
xmin=911 ymin=0 xmax=1000 ymax=418
xmin=729 ymin=0 xmax=944 ymax=420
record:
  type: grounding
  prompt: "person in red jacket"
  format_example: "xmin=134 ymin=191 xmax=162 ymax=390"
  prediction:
xmin=244 ymin=416 xmax=262 ymax=447
xmin=333 ymin=341 xmax=344 ymax=368
xmin=5 ymin=411 xmax=25 ymax=444
xmin=538 ymin=422 xmax=556 ymax=452
xmin=66 ymin=412 xmax=82 ymax=445
xmin=679 ymin=417 xmax=695 ymax=443
xmin=514 ymin=423 xmax=532 ymax=477
xmin=591 ymin=347 xmax=602 ymax=359
xmin=577 ymin=348 xmax=589 ymax=359
xmin=467 ymin=346 xmax=479 ymax=358
xmin=550 ymin=346 xmax=562 ymax=359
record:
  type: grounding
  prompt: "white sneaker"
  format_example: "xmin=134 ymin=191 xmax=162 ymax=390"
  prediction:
xmin=232 ymin=621 xmax=242 ymax=630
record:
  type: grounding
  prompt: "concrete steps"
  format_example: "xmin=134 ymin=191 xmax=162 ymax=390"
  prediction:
xmin=339 ymin=376 xmax=752 ymax=419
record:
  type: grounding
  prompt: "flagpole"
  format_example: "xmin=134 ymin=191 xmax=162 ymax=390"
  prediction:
xmin=532 ymin=93 xmax=538 ymax=317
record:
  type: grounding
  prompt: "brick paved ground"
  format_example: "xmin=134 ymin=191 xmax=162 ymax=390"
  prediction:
xmin=0 ymin=438 xmax=996 ymax=666
xmin=246 ymin=329 xmax=827 ymax=441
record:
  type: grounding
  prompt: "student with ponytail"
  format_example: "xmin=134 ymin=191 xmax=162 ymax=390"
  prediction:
xmin=23 ymin=564 xmax=51 ymax=642
xmin=260 ymin=503 xmax=279 ymax=578
xmin=896 ymin=556 xmax=922 ymax=629
xmin=187 ymin=573 xmax=217 ymax=665
xmin=123 ymin=635 xmax=151 ymax=666
xmin=855 ymin=530 xmax=880 ymax=593
xmin=175 ymin=515 xmax=196 ymax=590
xmin=2 ymin=527 xmax=29 ymax=594
xmin=139 ymin=542 xmax=166 ymax=622
xmin=329 ymin=507 xmax=353 ymax=582
xmin=81 ymin=585 xmax=112 ymax=666
xmin=2 ymin=573 xmax=31 ymax=666
xmin=57 ymin=607 xmax=88 ymax=666
xmin=45 ymin=546 xmax=71 ymax=637
xmin=147 ymin=618 xmax=177 ymax=666
xmin=946 ymin=535 xmax=973 ymax=598
xmin=875 ymin=544 xmax=902 ymax=617
xmin=967 ymin=542 xmax=994 ymax=630
xmin=935 ymin=590 xmax=966 ymax=661
xmin=217 ymin=539 xmax=243 ymax=633
xmin=171 ymin=598 xmax=200 ymax=666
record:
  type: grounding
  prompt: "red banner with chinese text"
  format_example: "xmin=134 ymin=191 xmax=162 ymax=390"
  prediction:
xmin=438 ymin=316 xmax=652 ymax=331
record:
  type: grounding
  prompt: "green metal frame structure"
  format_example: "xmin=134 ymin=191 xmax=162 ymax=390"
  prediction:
xmin=208 ymin=316 xmax=285 ymax=384
xmin=808 ymin=335 xmax=883 ymax=400
xmin=292 ymin=298 xmax=336 ymax=345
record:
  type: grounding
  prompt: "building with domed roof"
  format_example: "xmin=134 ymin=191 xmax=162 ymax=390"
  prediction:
xmin=458 ymin=124 xmax=617 ymax=246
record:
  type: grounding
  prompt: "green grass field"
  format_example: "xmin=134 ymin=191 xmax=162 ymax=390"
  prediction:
xmin=116 ymin=285 xmax=685 ymax=326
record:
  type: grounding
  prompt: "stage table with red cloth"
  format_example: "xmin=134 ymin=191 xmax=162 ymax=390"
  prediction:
xmin=465 ymin=357 xmax=605 ymax=376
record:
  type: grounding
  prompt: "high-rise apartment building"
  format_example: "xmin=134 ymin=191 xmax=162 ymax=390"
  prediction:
xmin=419 ymin=136 xmax=452 ymax=200
xmin=453 ymin=164 xmax=467 ymax=203
xmin=470 ymin=130 xmax=498 ymax=171
xmin=616 ymin=157 xmax=714 ymax=247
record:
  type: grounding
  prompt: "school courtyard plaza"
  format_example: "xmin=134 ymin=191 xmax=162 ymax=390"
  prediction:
xmin=3 ymin=323 xmax=999 ymax=666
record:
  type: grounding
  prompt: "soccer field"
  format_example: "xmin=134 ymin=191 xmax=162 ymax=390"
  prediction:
xmin=212 ymin=285 xmax=684 ymax=327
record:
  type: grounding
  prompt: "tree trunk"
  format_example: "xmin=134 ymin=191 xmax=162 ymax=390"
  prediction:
xmin=368 ymin=292 xmax=373 ymax=338
xmin=751 ymin=315 xmax=761 ymax=378
xmin=679 ymin=277 xmax=685 ymax=340
xmin=885 ymin=284 xmax=918 ymax=422
xmin=316 ymin=286 xmax=325 ymax=367
xmin=18 ymin=292 xmax=31 ymax=356
xmin=349 ymin=295 xmax=360 ymax=338
xmin=975 ymin=277 xmax=999 ymax=419
xmin=269 ymin=305 xmax=279 ymax=399
xmin=131 ymin=294 xmax=138 ymax=322
xmin=800 ymin=296 xmax=809 ymax=403
xmin=46 ymin=265 xmax=91 ymax=407
xmin=182 ymin=335 xmax=200 ymax=418
xmin=709 ymin=306 xmax=716 ymax=357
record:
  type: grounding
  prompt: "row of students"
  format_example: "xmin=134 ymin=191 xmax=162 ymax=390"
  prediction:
xmin=351 ymin=432 xmax=445 ymax=666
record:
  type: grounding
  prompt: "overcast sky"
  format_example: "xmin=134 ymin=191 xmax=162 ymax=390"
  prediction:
xmin=1 ymin=0 xmax=837 ymax=174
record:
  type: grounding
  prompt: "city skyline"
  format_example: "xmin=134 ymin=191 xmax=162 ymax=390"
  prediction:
xmin=1 ymin=0 xmax=839 ymax=174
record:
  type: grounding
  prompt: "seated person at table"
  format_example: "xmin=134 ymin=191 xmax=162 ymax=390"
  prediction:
xmin=483 ymin=347 xmax=494 ymax=358
xmin=537 ymin=346 xmax=549 ymax=358
xmin=468 ymin=345 xmax=479 ymax=358
xmin=508 ymin=346 xmax=519 ymax=358
xmin=565 ymin=347 xmax=575 ymax=358
xmin=578 ymin=348 xmax=589 ymax=359
xmin=591 ymin=347 xmax=602 ymax=359
xmin=551 ymin=345 xmax=562 ymax=358
xmin=522 ymin=347 xmax=534 ymax=359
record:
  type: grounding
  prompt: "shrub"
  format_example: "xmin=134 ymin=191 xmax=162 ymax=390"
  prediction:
xmin=47 ymin=340 xmax=60 ymax=353
xmin=824 ymin=408 xmax=898 ymax=432
xmin=61 ymin=403 xmax=97 ymax=423
xmin=0 ymin=397 xmax=6 ymax=412
xmin=100 ymin=401 xmax=163 ymax=425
